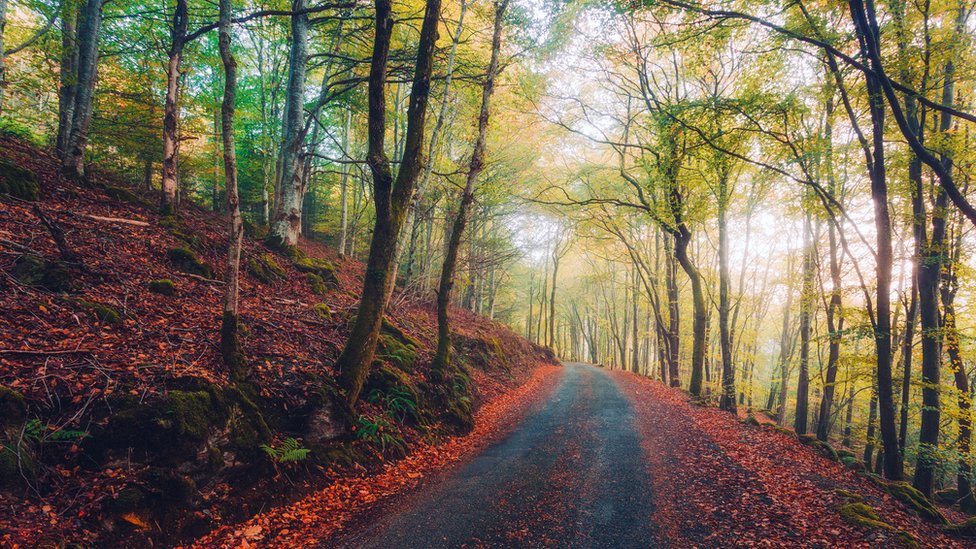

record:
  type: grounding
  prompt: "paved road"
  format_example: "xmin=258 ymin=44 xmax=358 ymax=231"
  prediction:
xmin=338 ymin=363 xmax=659 ymax=548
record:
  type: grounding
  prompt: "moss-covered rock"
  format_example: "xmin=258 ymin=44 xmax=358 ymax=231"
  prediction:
xmin=272 ymin=244 xmax=339 ymax=288
xmin=247 ymin=253 xmax=286 ymax=284
xmin=0 ymin=157 xmax=39 ymax=201
xmin=841 ymin=455 xmax=866 ymax=472
xmin=0 ymin=386 xmax=26 ymax=426
xmin=159 ymin=215 xmax=182 ymax=230
xmin=377 ymin=334 xmax=418 ymax=372
xmin=934 ymin=489 xmax=958 ymax=505
xmin=76 ymin=299 xmax=122 ymax=325
xmin=105 ymin=185 xmax=150 ymax=207
xmin=742 ymin=415 xmax=760 ymax=426
xmin=243 ymin=219 xmax=268 ymax=240
xmin=306 ymin=273 xmax=327 ymax=295
xmin=11 ymin=254 xmax=75 ymax=292
xmin=834 ymin=489 xmax=864 ymax=502
xmin=148 ymin=279 xmax=177 ymax=296
xmin=167 ymin=247 xmax=213 ymax=278
xmin=837 ymin=448 xmax=856 ymax=461
xmin=838 ymin=502 xmax=892 ymax=530
xmin=944 ymin=516 xmax=976 ymax=537
xmin=313 ymin=303 xmax=331 ymax=321
xmin=869 ymin=478 xmax=948 ymax=524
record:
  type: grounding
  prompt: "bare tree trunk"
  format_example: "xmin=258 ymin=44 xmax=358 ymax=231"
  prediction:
xmin=218 ymin=0 xmax=244 ymax=380
xmin=161 ymin=0 xmax=187 ymax=213
xmin=666 ymin=235 xmax=680 ymax=387
xmin=268 ymin=0 xmax=309 ymax=248
xmin=336 ymin=0 xmax=442 ymax=407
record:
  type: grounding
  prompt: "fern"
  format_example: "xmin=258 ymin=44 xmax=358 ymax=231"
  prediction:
xmin=356 ymin=414 xmax=407 ymax=457
xmin=260 ymin=438 xmax=310 ymax=464
xmin=367 ymin=387 xmax=418 ymax=422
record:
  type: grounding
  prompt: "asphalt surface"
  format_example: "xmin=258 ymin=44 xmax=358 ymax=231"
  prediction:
xmin=338 ymin=363 xmax=659 ymax=548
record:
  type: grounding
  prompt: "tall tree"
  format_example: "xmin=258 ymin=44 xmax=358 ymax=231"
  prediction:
xmin=335 ymin=0 xmax=442 ymax=407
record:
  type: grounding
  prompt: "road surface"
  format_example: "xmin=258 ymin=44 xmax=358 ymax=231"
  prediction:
xmin=339 ymin=363 xmax=659 ymax=548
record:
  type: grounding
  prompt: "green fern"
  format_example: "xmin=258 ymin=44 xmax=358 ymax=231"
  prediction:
xmin=260 ymin=437 xmax=310 ymax=464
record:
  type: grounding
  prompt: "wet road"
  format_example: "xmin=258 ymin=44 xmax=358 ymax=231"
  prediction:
xmin=339 ymin=363 xmax=659 ymax=548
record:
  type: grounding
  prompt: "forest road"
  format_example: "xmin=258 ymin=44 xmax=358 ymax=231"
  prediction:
xmin=336 ymin=362 xmax=660 ymax=548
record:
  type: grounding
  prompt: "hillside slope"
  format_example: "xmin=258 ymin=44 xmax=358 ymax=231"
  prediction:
xmin=0 ymin=138 xmax=555 ymax=546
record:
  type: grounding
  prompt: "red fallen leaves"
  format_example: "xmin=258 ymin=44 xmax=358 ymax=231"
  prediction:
xmin=190 ymin=363 xmax=562 ymax=548
xmin=0 ymin=137 xmax=556 ymax=546
xmin=611 ymin=371 xmax=964 ymax=548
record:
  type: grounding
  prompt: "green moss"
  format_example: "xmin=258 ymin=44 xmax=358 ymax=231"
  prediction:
xmin=841 ymin=455 xmax=865 ymax=472
xmin=811 ymin=440 xmax=839 ymax=461
xmin=944 ymin=516 xmax=976 ymax=537
xmin=243 ymin=219 xmax=268 ymax=240
xmin=148 ymin=279 xmax=177 ymax=296
xmin=313 ymin=303 xmax=332 ymax=321
xmin=105 ymin=185 xmax=150 ymax=207
xmin=76 ymin=300 xmax=122 ymax=325
xmin=871 ymin=479 xmax=948 ymax=524
xmin=11 ymin=255 xmax=75 ymax=292
xmin=837 ymin=449 xmax=856 ymax=460
xmin=0 ymin=157 xmax=38 ymax=201
xmin=381 ymin=317 xmax=422 ymax=350
xmin=221 ymin=312 xmax=247 ymax=382
xmin=170 ymin=230 xmax=201 ymax=249
xmin=167 ymin=247 xmax=213 ymax=278
xmin=896 ymin=530 xmax=919 ymax=547
xmin=742 ymin=415 xmax=760 ymax=426
xmin=166 ymin=391 xmax=213 ymax=441
xmin=313 ymin=444 xmax=361 ymax=469
xmin=159 ymin=215 xmax=182 ymax=230
xmin=307 ymin=273 xmax=327 ymax=295
xmin=112 ymin=486 xmax=146 ymax=512
xmin=0 ymin=442 xmax=35 ymax=489
xmin=377 ymin=334 xmax=418 ymax=372
xmin=834 ymin=489 xmax=865 ymax=502
xmin=0 ymin=387 xmax=26 ymax=426
xmin=838 ymin=502 xmax=892 ymax=530
xmin=247 ymin=253 xmax=286 ymax=284
xmin=274 ymin=245 xmax=339 ymax=288
xmin=223 ymin=385 xmax=271 ymax=458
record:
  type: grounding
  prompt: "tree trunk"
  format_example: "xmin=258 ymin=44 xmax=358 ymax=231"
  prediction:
xmin=218 ymin=0 xmax=244 ymax=380
xmin=431 ymin=0 xmax=507 ymax=375
xmin=335 ymin=0 xmax=442 ymax=407
xmin=795 ymin=213 xmax=814 ymax=435
xmin=718 ymin=176 xmax=735 ymax=412
xmin=161 ymin=0 xmax=187 ymax=214
xmin=61 ymin=0 xmax=103 ymax=180
xmin=55 ymin=0 xmax=79 ymax=157
xmin=338 ymin=106 xmax=351 ymax=257
xmin=268 ymin=0 xmax=310 ymax=248
xmin=673 ymin=223 xmax=705 ymax=396
xmin=666 ymin=236 xmax=680 ymax=387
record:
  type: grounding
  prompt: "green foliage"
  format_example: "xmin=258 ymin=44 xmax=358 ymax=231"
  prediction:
xmin=367 ymin=386 xmax=418 ymax=423
xmin=355 ymin=414 xmax=406 ymax=457
xmin=0 ymin=119 xmax=36 ymax=142
xmin=260 ymin=438 xmax=311 ymax=464
xmin=148 ymin=279 xmax=177 ymax=296
xmin=23 ymin=419 xmax=88 ymax=443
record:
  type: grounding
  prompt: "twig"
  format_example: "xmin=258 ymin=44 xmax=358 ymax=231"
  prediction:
xmin=83 ymin=215 xmax=151 ymax=227
xmin=0 ymin=348 xmax=94 ymax=356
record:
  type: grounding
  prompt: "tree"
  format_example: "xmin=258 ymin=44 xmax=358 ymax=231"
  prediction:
xmin=335 ymin=0 xmax=442 ymax=407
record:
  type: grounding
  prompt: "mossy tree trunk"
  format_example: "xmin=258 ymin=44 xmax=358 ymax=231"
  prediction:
xmin=218 ymin=0 xmax=245 ymax=381
xmin=335 ymin=0 xmax=442 ymax=407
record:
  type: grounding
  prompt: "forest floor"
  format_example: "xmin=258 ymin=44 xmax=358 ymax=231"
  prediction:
xmin=0 ymin=137 xmax=555 ymax=547
xmin=251 ymin=364 xmax=968 ymax=549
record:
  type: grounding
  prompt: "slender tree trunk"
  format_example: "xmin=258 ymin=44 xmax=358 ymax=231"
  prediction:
xmin=161 ymin=0 xmax=187 ymax=213
xmin=218 ymin=0 xmax=244 ymax=380
xmin=666 ymin=236 xmax=680 ymax=387
xmin=336 ymin=0 xmax=442 ymax=407
xmin=795 ymin=213 xmax=814 ymax=435
xmin=674 ymin=225 xmax=705 ymax=397
xmin=268 ymin=0 xmax=310 ymax=248
xmin=431 ymin=0 xmax=507 ymax=375
xmin=56 ymin=0 xmax=79 ymax=157
xmin=718 ymin=177 xmax=735 ymax=412
xmin=338 ymin=107 xmax=352 ymax=257
xmin=943 ymin=256 xmax=975 ymax=511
